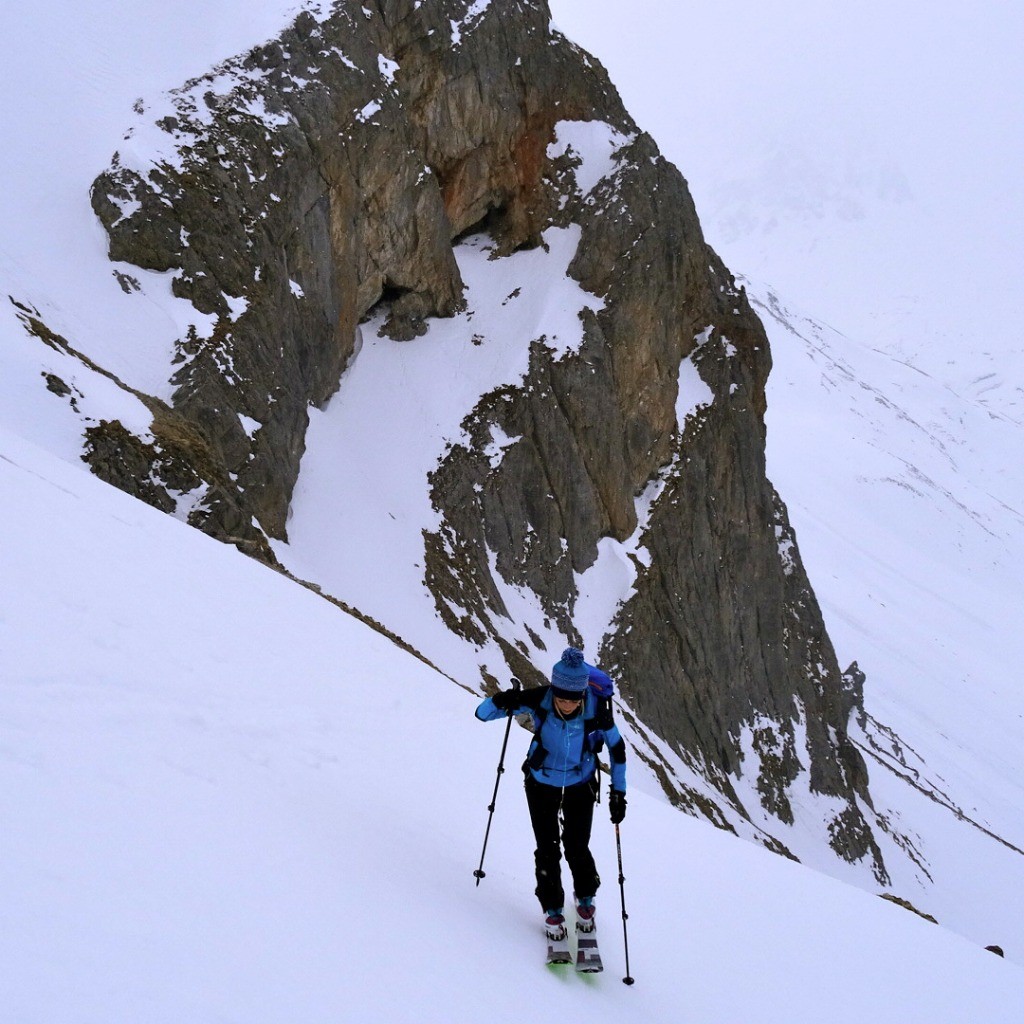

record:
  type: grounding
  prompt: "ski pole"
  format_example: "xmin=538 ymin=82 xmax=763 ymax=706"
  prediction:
xmin=473 ymin=678 xmax=520 ymax=885
xmin=615 ymin=822 xmax=635 ymax=985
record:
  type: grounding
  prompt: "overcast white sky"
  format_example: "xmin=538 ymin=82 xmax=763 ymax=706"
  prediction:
xmin=549 ymin=0 xmax=1023 ymax=390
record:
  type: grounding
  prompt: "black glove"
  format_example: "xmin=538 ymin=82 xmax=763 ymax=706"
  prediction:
xmin=609 ymin=790 xmax=627 ymax=825
xmin=491 ymin=689 xmax=519 ymax=713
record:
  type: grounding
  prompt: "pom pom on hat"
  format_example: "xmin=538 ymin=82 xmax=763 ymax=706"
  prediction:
xmin=562 ymin=648 xmax=584 ymax=669
xmin=551 ymin=647 xmax=589 ymax=693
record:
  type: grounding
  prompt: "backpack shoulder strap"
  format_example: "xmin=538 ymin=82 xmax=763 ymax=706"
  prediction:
xmin=587 ymin=667 xmax=616 ymax=730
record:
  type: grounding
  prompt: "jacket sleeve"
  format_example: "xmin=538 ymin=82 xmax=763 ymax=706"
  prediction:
xmin=475 ymin=696 xmax=510 ymax=721
xmin=475 ymin=687 xmax=545 ymax=722
xmin=604 ymin=722 xmax=627 ymax=793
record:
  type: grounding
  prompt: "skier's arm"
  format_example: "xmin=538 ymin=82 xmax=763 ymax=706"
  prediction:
xmin=475 ymin=686 xmax=543 ymax=722
xmin=591 ymin=685 xmax=626 ymax=793
xmin=475 ymin=695 xmax=516 ymax=721
xmin=604 ymin=717 xmax=628 ymax=823
xmin=604 ymin=723 xmax=627 ymax=793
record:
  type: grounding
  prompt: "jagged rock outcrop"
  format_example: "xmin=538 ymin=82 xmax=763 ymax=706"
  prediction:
xmin=87 ymin=0 xmax=887 ymax=876
xmin=92 ymin=1 xmax=467 ymax=542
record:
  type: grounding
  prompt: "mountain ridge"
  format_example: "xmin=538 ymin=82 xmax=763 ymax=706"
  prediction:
xmin=73 ymin=0 xmax=895 ymax=873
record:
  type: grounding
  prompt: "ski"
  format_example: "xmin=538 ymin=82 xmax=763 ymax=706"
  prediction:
xmin=545 ymin=919 xmax=572 ymax=965
xmin=575 ymin=917 xmax=603 ymax=974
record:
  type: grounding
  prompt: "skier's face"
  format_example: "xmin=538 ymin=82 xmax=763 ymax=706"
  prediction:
xmin=553 ymin=694 xmax=583 ymax=715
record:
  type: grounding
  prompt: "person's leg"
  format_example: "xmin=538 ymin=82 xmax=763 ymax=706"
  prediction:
xmin=560 ymin=779 xmax=599 ymax=902
xmin=524 ymin=775 xmax=565 ymax=912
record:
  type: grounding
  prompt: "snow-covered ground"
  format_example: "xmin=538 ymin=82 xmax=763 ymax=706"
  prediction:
xmin=757 ymin=283 xmax=1024 ymax=956
xmin=4 ymin=426 xmax=1023 ymax=1022
xmin=3 ymin=2 xmax=1024 ymax=1016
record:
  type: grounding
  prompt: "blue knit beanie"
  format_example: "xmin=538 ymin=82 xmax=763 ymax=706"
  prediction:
xmin=551 ymin=647 xmax=589 ymax=694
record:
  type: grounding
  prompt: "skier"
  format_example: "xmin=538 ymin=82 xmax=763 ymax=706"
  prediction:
xmin=475 ymin=647 xmax=627 ymax=967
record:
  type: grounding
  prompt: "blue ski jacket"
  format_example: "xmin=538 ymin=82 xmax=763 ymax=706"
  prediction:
xmin=476 ymin=686 xmax=627 ymax=792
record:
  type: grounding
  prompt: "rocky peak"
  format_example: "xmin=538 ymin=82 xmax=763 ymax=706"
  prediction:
xmin=83 ymin=0 xmax=894 ymax=878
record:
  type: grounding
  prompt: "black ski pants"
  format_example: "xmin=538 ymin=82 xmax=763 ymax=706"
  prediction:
xmin=524 ymin=773 xmax=600 ymax=912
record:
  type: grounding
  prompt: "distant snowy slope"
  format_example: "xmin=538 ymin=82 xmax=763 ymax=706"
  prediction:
xmin=3 ymin=428 xmax=1024 ymax=1023
xmin=756 ymin=280 xmax=1024 ymax=955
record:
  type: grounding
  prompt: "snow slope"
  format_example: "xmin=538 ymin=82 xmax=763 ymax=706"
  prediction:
xmin=757 ymin=282 xmax=1024 ymax=957
xmin=274 ymin=226 xmax=603 ymax=689
xmin=3 ymin=1 xmax=1024 ymax=1012
xmin=3 ymin=426 xmax=1023 ymax=1023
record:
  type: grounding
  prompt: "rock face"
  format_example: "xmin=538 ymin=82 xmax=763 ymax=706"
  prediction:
xmin=87 ymin=0 xmax=887 ymax=877
xmin=92 ymin=1 xmax=468 ymax=546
